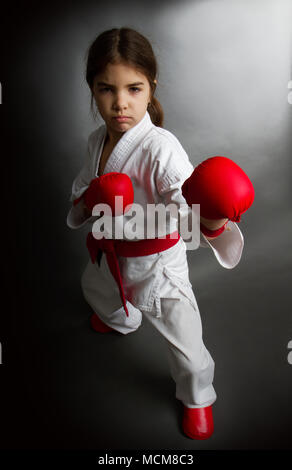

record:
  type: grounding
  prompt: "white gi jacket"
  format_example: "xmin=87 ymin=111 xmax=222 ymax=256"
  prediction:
xmin=66 ymin=111 xmax=244 ymax=318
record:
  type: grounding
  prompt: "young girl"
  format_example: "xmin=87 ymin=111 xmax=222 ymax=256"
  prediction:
xmin=67 ymin=27 xmax=244 ymax=440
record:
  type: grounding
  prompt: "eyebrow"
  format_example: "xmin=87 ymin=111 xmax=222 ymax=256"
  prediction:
xmin=96 ymin=81 xmax=145 ymax=87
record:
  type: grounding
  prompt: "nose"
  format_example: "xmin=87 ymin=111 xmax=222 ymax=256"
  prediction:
xmin=112 ymin=91 xmax=128 ymax=111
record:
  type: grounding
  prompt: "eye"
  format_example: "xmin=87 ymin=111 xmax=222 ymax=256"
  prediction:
xmin=129 ymin=87 xmax=141 ymax=93
xmin=98 ymin=87 xmax=112 ymax=93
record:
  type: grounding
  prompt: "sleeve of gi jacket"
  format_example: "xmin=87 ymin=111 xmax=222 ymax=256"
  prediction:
xmin=152 ymin=139 xmax=244 ymax=268
xmin=200 ymin=222 xmax=244 ymax=268
xmin=66 ymin=131 xmax=97 ymax=230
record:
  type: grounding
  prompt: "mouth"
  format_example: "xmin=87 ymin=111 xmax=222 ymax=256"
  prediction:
xmin=113 ymin=116 xmax=130 ymax=122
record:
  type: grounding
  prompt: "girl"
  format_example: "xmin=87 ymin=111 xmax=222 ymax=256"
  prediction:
xmin=67 ymin=27 xmax=244 ymax=440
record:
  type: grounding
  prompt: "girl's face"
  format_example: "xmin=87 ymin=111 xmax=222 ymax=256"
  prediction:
xmin=93 ymin=62 xmax=151 ymax=143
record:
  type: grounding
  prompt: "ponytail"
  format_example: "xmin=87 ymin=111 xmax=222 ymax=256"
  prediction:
xmin=148 ymin=96 xmax=164 ymax=127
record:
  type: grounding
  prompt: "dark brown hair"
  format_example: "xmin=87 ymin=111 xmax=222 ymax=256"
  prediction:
xmin=85 ymin=27 xmax=164 ymax=127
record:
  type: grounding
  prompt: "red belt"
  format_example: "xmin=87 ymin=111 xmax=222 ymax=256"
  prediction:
xmin=86 ymin=231 xmax=181 ymax=317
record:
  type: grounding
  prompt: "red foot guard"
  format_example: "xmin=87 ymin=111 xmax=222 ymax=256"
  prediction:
xmin=90 ymin=313 xmax=114 ymax=333
xmin=182 ymin=405 xmax=214 ymax=440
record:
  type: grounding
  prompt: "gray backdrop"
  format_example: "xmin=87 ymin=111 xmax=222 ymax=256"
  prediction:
xmin=1 ymin=0 xmax=291 ymax=453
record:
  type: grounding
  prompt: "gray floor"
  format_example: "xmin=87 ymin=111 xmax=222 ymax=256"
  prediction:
xmin=2 ymin=202 xmax=291 ymax=451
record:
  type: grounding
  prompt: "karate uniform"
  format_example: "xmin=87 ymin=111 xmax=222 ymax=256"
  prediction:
xmin=66 ymin=111 xmax=244 ymax=408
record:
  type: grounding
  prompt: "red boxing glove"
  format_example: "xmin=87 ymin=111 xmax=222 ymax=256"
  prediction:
xmin=83 ymin=172 xmax=134 ymax=216
xmin=199 ymin=221 xmax=229 ymax=238
xmin=182 ymin=156 xmax=255 ymax=232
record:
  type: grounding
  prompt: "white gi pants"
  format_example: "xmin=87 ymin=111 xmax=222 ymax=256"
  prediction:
xmin=81 ymin=238 xmax=217 ymax=409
